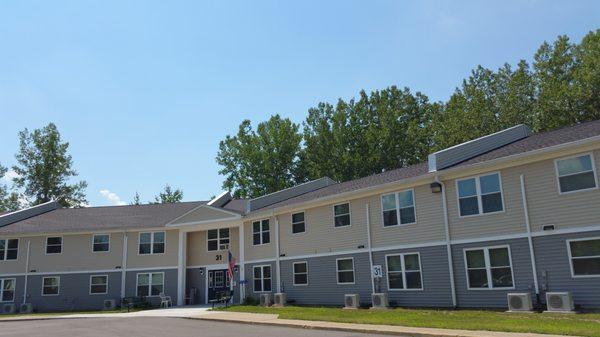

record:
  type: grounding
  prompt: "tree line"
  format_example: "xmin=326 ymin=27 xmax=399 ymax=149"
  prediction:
xmin=217 ymin=30 xmax=600 ymax=198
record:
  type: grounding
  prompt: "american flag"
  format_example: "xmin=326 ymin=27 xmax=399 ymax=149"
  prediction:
xmin=227 ymin=250 xmax=236 ymax=280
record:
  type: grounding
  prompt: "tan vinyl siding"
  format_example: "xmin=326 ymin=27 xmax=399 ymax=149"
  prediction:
xmin=126 ymin=229 xmax=178 ymax=268
xmin=186 ymin=228 xmax=239 ymax=266
xmin=169 ymin=206 xmax=237 ymax=225
xmin=0 ymin=236 xmax=28 ymax=274
xmin=370 ymin=184 xmax=446 ymax=247
xmin=446 ymin=166 xmax=526 ymax=240
xmin=278 ymin=198 xmax=369 ymax=257
xmin=244 ymin=218 xmax=276 ymax=261
xmin=525 ymin=150 xmax=600 ymax=232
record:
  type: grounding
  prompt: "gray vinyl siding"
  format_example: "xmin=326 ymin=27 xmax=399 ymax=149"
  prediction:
xmin=533 ymin=231 xmax=600 ymax=309
xmin=244 ymin=261 xmax=277 ymax=300
xmin=372 ymin=245 xmax=453 ymax=307
xmin=452 ymin=238 xmax=535 ymax=308
xmin=125 ymin=269 xmax=177 ymax=307
xmin=25 ymin=272 xmax=121 ymax=312
xmin=186 ymin=267 xmax=206 ymax=305
xmin=279 ymin=252 xmax=371 ymax=306
xmin=0 ymin=275 xmax=25 ymax=309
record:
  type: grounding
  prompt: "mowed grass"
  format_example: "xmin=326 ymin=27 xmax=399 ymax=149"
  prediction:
xmin=216 ymin=305 xmax=600 ymax=337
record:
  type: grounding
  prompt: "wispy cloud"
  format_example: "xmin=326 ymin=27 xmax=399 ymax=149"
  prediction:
xmin=99 ymin=189 xmax=126 ymax=206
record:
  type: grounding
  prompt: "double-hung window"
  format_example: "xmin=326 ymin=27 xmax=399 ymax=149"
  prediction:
xmin=386 ymin=253 xmax=422 ymax=290
xmin=0 ymin=279 xmax=15 ymax=302
xmin=568 ymin=238 xmax=600 ymax=277
xmin=252 ymin=219 xmax=270 ymax=245
xmin=382 ymin=189 xmax=416 ymax=227
xmin=90 ymin=275 xmax=108 ymax=294
xmin=138 ymin=232 xmax=165 ymax=254
xmin=336 ymin=258 xmax=355 ymax=284
xmin=0 ymin=239 xmax=18 ymax=260
xmin=333 ymin=203 xmax=351 ymax=227
xmin=293 ymin=261 xmax=308 ymax=286
xmin=136 ymin=272 xmax=164 ymax=297
xmin=457 ymin=173 xmax=503 ymax=217
xmin=45 ymin=237 xmax=62 ymax=254
xmin=291 ymin=212 xmax=306 ymax=234
xmin=207 ymin=228 xmax=230 ymax=251
xmin=42 ymin=276 xmax=60 ymax=295
xmin=253 ymin=265 xmax=272 ymax=292
xmin=556 ymin=154 xmax=597 ymax=193
xmin=92 ymin=234 xmax=110 ymax=252
xmin=465 ymin=246 xmax=514 ymax=289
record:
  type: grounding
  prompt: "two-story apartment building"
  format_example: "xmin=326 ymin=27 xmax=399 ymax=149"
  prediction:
xmin=1 ymin=120 xmax=600 ymax=312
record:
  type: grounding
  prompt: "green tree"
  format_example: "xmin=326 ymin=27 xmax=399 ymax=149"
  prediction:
xmin=130 ymin=191 xmax=142 ymax=205
xmin=153 ymin=185 xmax=183 ymax=203
xmin=0 ymin=164 xmax=21 ymax=213
xmin=12 ymin=123 xmax=87 ymax=208
xmin=217 ymin=115 xmax=303 ymax=198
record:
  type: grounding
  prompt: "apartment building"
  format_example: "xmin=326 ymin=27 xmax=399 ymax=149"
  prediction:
xmin=1 ymin=121 xmax=600 ymax=312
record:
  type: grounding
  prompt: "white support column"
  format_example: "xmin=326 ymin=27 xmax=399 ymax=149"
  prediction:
xmin=366 ymin=203 xmax=375 ymax=294
xmin=520 ymin=174 xmax=540 ymax=295
xmin=275 ymin=215 xmax=281 ymax=293
xmin=239 ymin=223 xmax=245 ymax=302
xmin=121 ymin=233 xmax=128 ymax=299
xmin=23 ymin=240 xmax=30 ymax=303
xmin=177 ymin=230 xmax=186 ymax=306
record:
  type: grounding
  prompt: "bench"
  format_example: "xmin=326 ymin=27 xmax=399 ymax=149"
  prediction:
xmin=208 ymin=291 xmax=233 ymax=309
xmin=121 ymin=296 xmax=148 ymax=312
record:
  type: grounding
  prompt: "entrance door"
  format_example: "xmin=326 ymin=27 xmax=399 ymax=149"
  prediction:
xmin=208 ymin=269 xmax=230 ymax=300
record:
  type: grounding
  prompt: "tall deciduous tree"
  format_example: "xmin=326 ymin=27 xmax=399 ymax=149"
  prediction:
xmin=131 ymin=191 xmax=142 ymax=205
xmin=217 ymin=115 xmax=303 ymax=198
xmin=12 ymin=123 xmax=87 ymax=208
xmin=0 ymin=164 xmax=21 ymax=213
xmin=152 ymin=185 xmax=183 ymax=203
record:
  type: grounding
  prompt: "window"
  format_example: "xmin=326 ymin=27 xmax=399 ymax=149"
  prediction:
xmin=42 ymin=276 xmax=60 ymax=295
xmin=207 ymin=228 xmax=230 ymax=251
xmin=45 ymin=237 xmax=62 ymax=254
xmin=382 ymin=190 xmax=416 ymax=227
xmin=253 ymin=265 xmax=272 ymax=292
xmin=386 ymin=253 xmax=422 ymax=290
xmin=92 ymin=234 xmax=110 ymax=252
xmin=457 ymin=173 xmax=503 ymax=216
xmin=465 ymin=246 xmax=513 ymax=289
xmin=334 ymin=203 xmax=351 ymax=227
xmin=568 ymin=238 xmax=600 ymax=277
xmin=336 ymin=258 xmax=355 ymax=284
xmin=252 ymin=219 xmax=270 ymax=245
xmin=556 ymin=154 xmax=597 ymax=193
xmin=138 ymin=232 xmax=165 ymax=254
xmin=90 ymin=275 xmax=108 ymax=294
xmin=293 ymin=261 xmax=308 ymax=286
xmin=0 ymin=239 xmax=18 ymax=260
xmin=291 ymin=212 xmax=306 ymax=234
xmin=0 ymin=279 xmax=15 ymax=302
xmin=136 ymin=272 xmax=164 ymax=297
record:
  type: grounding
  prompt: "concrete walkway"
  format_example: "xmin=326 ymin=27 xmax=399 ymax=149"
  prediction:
xmin=195 ymin=312 xmax=575 ymax=337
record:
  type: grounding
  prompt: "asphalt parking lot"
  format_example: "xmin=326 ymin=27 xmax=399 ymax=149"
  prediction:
xmin=0 ymin=317 xmax=383 ymax=337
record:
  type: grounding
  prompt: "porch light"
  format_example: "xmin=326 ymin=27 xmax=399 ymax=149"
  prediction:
xmin=430 ymin=182 xmax=442 ymax=193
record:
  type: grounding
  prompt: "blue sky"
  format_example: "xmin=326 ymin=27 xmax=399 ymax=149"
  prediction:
xmin=1 ymin=1 xmax=599 ymax=206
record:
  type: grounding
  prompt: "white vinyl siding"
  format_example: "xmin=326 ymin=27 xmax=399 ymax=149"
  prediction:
xmin=252 ymin=219 xmax=270 ymax=245
xmin=381 ymin=189 xmax=416 ymax=227
xmin=207 ymin=228 xmax=230 ymax=251
xmin=336 ymin=258 xmax=355 ymax=284
xmin=138 ymin=232 xmax=165 ymax=255
xmin=568 ymin=237 xmax=600 ymax=277
xmin=464 ymin=246 xmax=514 ymax=290
xmin=555 ymin=153 xmax=598 ymax=194
xmin=457 ymin=173 xmax=504 ymax=217
xmin=386 ymin=253 xmax=423 ymax=290
xmin=0 ymin=278 xmax=15 ymax=302
xmin=0 ymin=239 xmax=18 ymax=260
xmin=136 ymin=272 xmax=164 ymax=297
xmin=253 ymin=265 xmax=272 ymax=292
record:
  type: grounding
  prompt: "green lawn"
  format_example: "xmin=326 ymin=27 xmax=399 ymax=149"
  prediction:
xmin=216 ymin=305 xmax=600 ymax=337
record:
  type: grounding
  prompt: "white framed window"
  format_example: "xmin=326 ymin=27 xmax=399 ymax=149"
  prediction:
xmin=253 ymin=265 xmax=272 ymax=292
xmin=89 ymin=275 xmax=108 ymax=295
xmin=381 ymin=189 xmax=416 ymax=227
xmin=207 ymin=228 xmax=230 ymax=251
xmin=252 ymin=219 xmax=270 ymax=245
xmin=293 ymin=261 xmax=308 ymax=286
xmin=291 ymin=212 xmax=306 ymax=234
xmin=0 ymin=278 xmax=15 ymax=302
xmin=333 ymin=203 xmax=351 ymax=228
xmin=92 ymin=234 xmax=110 ymax=252
xmin=464 ymin=246 xmax=514 ymax=290
xmin=457 ymin=172 xmax=504 ymax=217
xmin=45 ymin=236 xmax=63 ymax=254
xmin=136 ymin=272 xmax=164 ymax=297
xmin=0 ymin=239 xmax=18 ymax=260
xmin=555 ymin=153 xmax=598 ymax=194
xmin=336 ymin=257 xmax=355 ymax=284
xmin=42 ymin=276 xmax=60 ymax=296
xmin=567 ymin=237 xmax=600 ymax=278
xmin=386 ymin=253 xmax=423 ymax=290
xmin=138 ymin=231 xmax=165 ymax=255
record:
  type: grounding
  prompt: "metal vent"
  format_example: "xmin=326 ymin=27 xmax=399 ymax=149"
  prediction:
xmin=345 ymin=296 xmax=354 ymax=307
xmin=549 ymin=294 xmax=564 ymax=309
xmin=509 ymin=296 xmax=523 ymax=309
xmin=373 ymin=296 xmax=381 ymax=306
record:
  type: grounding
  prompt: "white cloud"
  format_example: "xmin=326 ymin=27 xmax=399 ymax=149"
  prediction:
xmin=99 ymin=189 xmax=126 ymax=206
xmin=1 ymin=169 xmax=19 ymax=183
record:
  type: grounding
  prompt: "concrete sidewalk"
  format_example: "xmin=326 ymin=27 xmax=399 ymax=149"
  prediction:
xmin=194 ymin=312 xmax=574 ymax=337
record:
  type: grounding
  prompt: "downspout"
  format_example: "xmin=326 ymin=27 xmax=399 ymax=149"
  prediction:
xmin=366 ymin=203 xmax=375 ymax=294
xmin=520 ymin=175 xmax=540 ymax=298
xmin=274 ymin=212 xmax=281 ymax=293
xmin=23 ymin=240 xmax=30 ymax=304
xmin=437 ymin=177 xmax=457 ymax=308
xmin=121 ymin=232 xmax=128 ymax=299
xmin=239 ymin=222 xmax=245 ymax=303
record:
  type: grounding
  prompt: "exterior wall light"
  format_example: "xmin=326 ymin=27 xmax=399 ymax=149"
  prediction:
xmin=430 ymin=182 xmax=442 ymax=193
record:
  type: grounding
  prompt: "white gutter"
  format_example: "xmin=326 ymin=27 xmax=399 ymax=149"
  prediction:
xmin=22 ymin=240 xmax=30 ymax=303
xmin=437 ymin=177 xmax=457 ymax=307
xmin=366 ymin=203 xmax=375 ymax=294
xmin=520 ymin=175 xmax=540 ymax=295
xmin=120 ymin=233 xmax=128 ymax=299
xmin=275 ymin=214 xmax=281 ymax=293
